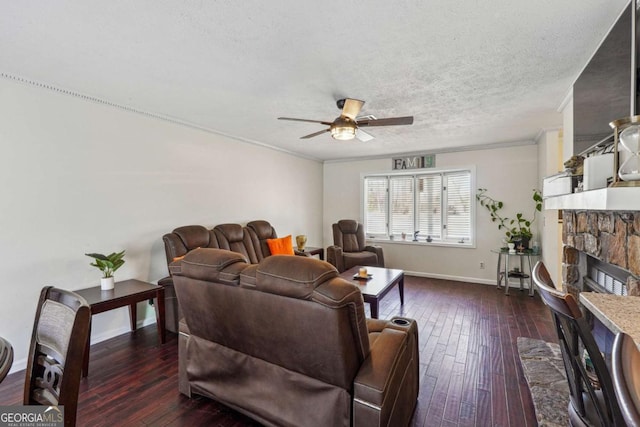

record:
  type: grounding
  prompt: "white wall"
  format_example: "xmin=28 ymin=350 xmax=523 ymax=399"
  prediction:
xmin=323 ymin=144 xmax=539 ymax=284
xmin=537 ymin=129 xmax=563 ymax=286
xmin=0 ymin=78 xmax=323 ymax=371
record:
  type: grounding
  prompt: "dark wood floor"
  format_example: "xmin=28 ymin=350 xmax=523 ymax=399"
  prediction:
xmin=0 ymin=276 xmax=556 ymax=426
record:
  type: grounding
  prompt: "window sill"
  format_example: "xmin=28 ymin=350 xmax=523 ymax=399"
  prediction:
xmin=366 ymin=239 xmax=475 ymax=249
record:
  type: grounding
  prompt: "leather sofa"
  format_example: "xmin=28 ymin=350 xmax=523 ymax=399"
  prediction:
xmin=160 ymin=220 xmax=308 ymax=332
xmin=173 ymin=248 xmax=419 ymax=427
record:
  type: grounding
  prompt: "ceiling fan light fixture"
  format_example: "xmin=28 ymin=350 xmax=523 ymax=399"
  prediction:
xmin=331 ymin=125 xmax=356 ymax=140
xmin=330 ymin=117 xmax=357 ymax=140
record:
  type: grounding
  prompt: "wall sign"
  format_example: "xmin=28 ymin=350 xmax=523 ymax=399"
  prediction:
xmin=392 ymin=154 xmax=435 ymax=170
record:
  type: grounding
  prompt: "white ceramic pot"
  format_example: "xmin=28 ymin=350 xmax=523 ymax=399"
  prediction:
xmin=101 ymin=277 xmax=115 ymax=290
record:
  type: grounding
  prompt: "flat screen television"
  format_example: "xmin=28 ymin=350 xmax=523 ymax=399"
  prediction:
xmin=573 ymin=1 xmax=638 ymax=155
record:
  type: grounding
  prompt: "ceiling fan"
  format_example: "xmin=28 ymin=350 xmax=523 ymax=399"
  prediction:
xmin=278 ymin=98 xmax=414 ymax=141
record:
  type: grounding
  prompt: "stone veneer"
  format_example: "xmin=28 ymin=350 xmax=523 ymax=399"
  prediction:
xmin=562 ymin=210 xmax=640 ymax=295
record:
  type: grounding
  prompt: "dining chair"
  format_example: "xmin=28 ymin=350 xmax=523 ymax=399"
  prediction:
xmin=531 ymin=261 xmax=625 ymax=426
xmin=0 ymin=336 xmax=13 ymax=383
xmin=612 ymin=332 xmax=640 ymax=426
xmin=24 ymin=286 xmax=91 ymax=427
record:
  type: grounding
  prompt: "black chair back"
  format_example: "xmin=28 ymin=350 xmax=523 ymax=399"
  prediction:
xmin=532 ymin=262 xmax=625 ymax=426
xmin=24 ymin=286 xmax=90 ymax=427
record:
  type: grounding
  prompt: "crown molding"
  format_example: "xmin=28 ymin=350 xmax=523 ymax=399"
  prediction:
xmin=0 ymin=72 xmax=323 ymax=163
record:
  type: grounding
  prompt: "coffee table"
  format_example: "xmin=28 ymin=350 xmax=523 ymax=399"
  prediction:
xmin=340 ymin=266 xmax=404 ymax=319
xmin=74 ymin=279 xmax=165 ymax=376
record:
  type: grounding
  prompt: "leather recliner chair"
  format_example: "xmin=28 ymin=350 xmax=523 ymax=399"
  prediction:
xmin=159 ymin=225 xmax=220 ymax=332
xmin=174 ymin=249 xmax=419 ymax=427
xmin=327 ymin=219 xmax=384 ymax=273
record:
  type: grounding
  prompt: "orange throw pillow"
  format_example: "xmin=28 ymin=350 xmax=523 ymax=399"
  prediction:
xmin=267 ymin=235 xmax=295 ymax=256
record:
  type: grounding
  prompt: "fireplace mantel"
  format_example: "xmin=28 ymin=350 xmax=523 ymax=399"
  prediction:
xmin=545 ymin=187 xmax=640 ymax=211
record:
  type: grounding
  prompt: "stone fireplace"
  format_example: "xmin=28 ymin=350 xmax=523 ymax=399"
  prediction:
xmin=562 ymin=210 xmax=640 ymax=296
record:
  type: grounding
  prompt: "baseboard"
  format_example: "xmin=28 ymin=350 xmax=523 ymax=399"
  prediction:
xmin=404 ymin=270 xmax=532 ymax=289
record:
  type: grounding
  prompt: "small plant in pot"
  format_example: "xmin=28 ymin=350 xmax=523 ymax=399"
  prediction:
xmin=85 ymin=250 xmax=125 ymax=290
xmin=476 ymin=189 xmax=542 ymax=250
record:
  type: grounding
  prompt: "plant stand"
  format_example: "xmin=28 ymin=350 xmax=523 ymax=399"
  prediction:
xmin=492 ymin=249 xmax=541 ymax=296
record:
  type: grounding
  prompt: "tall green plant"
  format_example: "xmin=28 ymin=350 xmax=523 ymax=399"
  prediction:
xmin=85 ymin=250 xmax=126 ymax=278
xmin=476 ymin=189 xmax=542 ymax=241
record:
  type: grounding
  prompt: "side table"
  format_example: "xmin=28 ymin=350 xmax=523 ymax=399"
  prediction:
xmin=491 ymin=249 xmax=541 ymax=296
xmin=74 ymin=279 xmax=166 ymax=376
xmin=296 ymin=246 xmax=324 ymax=260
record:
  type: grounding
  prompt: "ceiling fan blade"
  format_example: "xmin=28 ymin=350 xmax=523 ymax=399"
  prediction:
xmin=357 ymin=116 xmax=414 ymax=127
xmin=341 ymin=98 xmax=364 ymax=120
xmin=301 ymin=129 xmax=330 ymax=139
xmin=278 ymin=117 xmax=332 ymax=125
xmin=356 ymin=128 xmax=374 ymax=142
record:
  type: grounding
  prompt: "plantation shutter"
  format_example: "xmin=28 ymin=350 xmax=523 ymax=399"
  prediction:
xmin=389 ymin=176 xmax=414 ymax=236
xmin=445 ymin=171 xmax=472 ymax=240
xmin=417 ymin=174 xmax=442 ymax=239
xmin=364 ymin=176 xmax=388 ymax=236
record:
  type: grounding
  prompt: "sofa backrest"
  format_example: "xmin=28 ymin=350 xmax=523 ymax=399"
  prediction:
xmin=174 ymin=249 xmax=370 ymax=391
xmin=213 ymin=223 xmax=259 ymax=264
xmin=162 ymin=225 xmax=219 ymax=267
xmin=246 ymin=220 xmax=277 ymax=262
xmin=333 ymin=219 xmax=366 ymax=253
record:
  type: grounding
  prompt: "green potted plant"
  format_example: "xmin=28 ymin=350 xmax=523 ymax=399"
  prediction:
xmin=476 ymin=189 xmax=542 ymax=249
xmin=85 ymin=250 xmax=126 ymax=290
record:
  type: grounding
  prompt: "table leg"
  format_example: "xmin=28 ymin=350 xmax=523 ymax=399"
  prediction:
xmin=527 ymin=255 xmax=535 ymax=297
xmin=519 ymin=257 xmax=525 ymax=291
xmin=370 ymin=299 xmax=379 ymax=319
xmin=82 ymin=319 xmax=92 ymax=378
xmin=129 ymin=303 xmax=137 ymax=331
xmin=504 ymin=253 xmax=510 ymax=295
xmin=496 ymin=252 xmax=503 ymax=288
xmin=156 ymin=287 xmax=166 ymax=344
xmin=398 ymin=274 xmax=404 ymax=305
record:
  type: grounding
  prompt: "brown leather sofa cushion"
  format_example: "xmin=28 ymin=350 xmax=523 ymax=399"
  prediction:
xmin=174 ymin=225 xmax=217 ymax=250
xmin=246 ymin=220 xmax=277 ymax=262
xmin=214 ymin=223 xmax=259 ymax=264
xmin=334 ymin=219 xmax=365 ymax=253
xmin=256 ymin=255 xmax=338 ymax=299
xmin=163 ymin=225 xmax=219 ymax=264
xmin=180 ymin=248 xmax=248 ymax=285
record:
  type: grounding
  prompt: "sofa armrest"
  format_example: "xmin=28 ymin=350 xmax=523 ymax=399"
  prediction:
xmin=364 ymin=245 xmax=385 ymax=268
xmin=326 ymin=245 xmax=345 ymax=272
xmin=354 ymin=319 xmax=419 ymax=427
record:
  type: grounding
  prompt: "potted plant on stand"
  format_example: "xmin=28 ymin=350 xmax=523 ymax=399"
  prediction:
xmin=476 ymin=189 xmax=542 ymax=250
xmin=85 ymin=250 xmax=126 ymax=290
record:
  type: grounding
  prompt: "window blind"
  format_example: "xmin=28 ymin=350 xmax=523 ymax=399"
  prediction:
xmin=417 ymin=174 xmax=442 ymax=239
xmin=364 ymin=177 xmax=388 ymax=236
xmin=445 ymin=172 xmax=471 ymax=240
xmin=390 ymin=176 xmax=414 ymax=236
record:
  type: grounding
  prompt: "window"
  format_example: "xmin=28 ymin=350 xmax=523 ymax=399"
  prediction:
xmin=362 ymin=168 xmax=474 ymax=245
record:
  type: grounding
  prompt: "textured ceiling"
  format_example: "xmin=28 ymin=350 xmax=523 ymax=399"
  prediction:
xmin=0 ymin=1 xmax=630 ymax=161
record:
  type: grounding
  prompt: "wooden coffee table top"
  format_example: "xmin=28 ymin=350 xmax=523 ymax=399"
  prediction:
xmin=339 ymin=266 xmax=404 ymax=297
